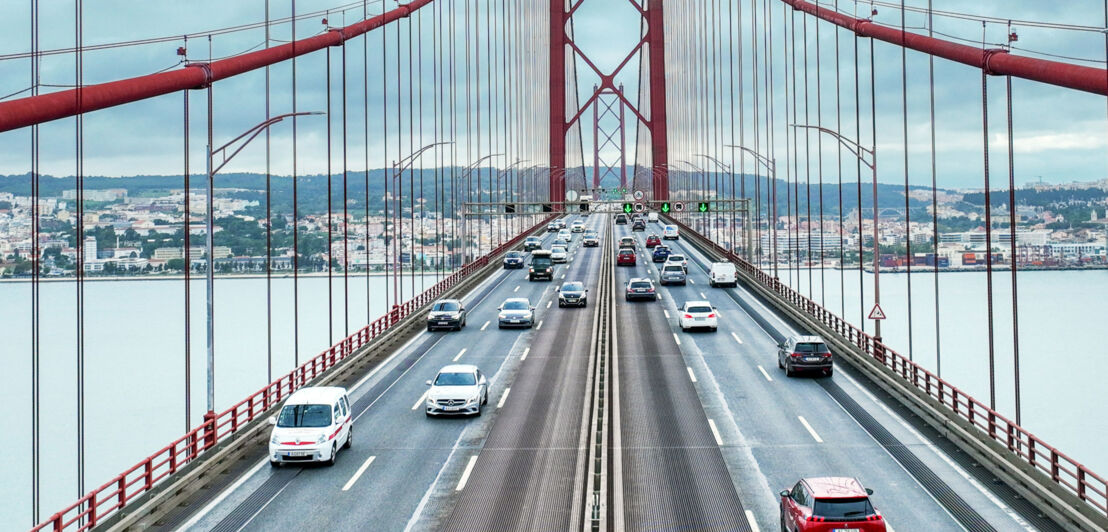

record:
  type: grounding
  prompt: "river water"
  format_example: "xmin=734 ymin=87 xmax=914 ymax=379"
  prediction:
xmin=1 ymin=269 xmax=1105 ymax=529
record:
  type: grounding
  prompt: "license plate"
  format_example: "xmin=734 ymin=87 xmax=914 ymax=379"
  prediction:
xmin=511 ymin=319 xmax=521 ymax=324
xmin=833 ymin=529 xmax=860 ymax=532
xmin=285 ymin=451 xmax=311 ymax=457
xmin=695 ymin=317 xmax=705 ymax=321
xmin=438 ymin=321 xmax=450 ymax=325
xmin=806 ymin=357 xmax=821 ymax=362
xmin=445 ymin=405 xmax=463 ymax=411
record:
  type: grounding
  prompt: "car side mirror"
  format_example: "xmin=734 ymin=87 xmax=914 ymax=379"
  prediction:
xmin=268 ymin=416 xmax=277 ymax=426
xmin=556 ymin=288 xmax=560 ymax=292
xmin=426 ymin=380 xmax=433 ymax=386
xmin=865 ymin=488 xmax=874 ymax=495
xmin=530 ymin=307 xmax=536 ymax=311
xmin=479 ymin=376 xmax=487 ymax=385
xmin=497 ymin=306 xmax=502 ymax=311
xmin=779 ymin=490 xmax=790 ymax=498
xmin=460 ymin=307 xmax=465 ymax=312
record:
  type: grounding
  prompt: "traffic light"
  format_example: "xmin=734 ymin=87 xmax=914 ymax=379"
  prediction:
xmin=660 ymin=202 xmax=672 ymax=214
xmin=697 ymin=202 xmax=709 ymax=213
xmin=505 ymin=204 xmax=516 ymax=214
xmin=622 ymin=203 xmax=633 ymax=214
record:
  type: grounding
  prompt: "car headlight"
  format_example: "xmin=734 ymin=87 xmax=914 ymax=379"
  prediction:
xmin=499 ymin=313 xmax=508 ymax=319
xmin=466 ymin=395 xmax=480 ymax=405
xmin=270 ymin=434 xmax=279 ymax=444
xmin=427 ymin=397 xmax=436 ymax=406
xmin=316 ymin=434 xmax=326 ymax=444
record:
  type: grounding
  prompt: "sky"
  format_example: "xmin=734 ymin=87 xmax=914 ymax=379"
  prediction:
xmin=0 ymin=0 xmax=1105 ymax=189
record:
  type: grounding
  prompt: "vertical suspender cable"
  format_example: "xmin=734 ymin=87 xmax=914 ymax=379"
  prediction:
xmin=264 ymin=1 xmax=272 ymax=386
xmin=768 ymin=2 xmax=778 ymax=274
xmin=803 ymin=14 xmax=813 ymax=298
xmin=30 ymin=0 xmax=41 ymax=521
xmin=835 ymin=0 xmax=845 ymax=318
xmin=434 ymin=2 xmax=441 ymax=281
xmin=1006 ymin=72 xmax=1022 ymax=425
xmin=751 ymin=0 xmax=761 ymax=267
xmin=464 ymin=0 xmax=471 ymax=264
xmin=928 ymin=0 xmax=941 ymax=377
xmin=342 ymin=14 xmax=350 ymax=337
xmin=183 ymin=39 xmax=192 ymax=432
xmin=395 ymin=13 xmax=403 ymax=305
xmin=409 ymin=10 xmax=416 ymax=300
xmin=902 ymin=0 xmax=914 ymax=361
xmin=791 ymin=9 xmax=800 ymax=287
xmin=763 ymin=0 xmax=773 ymax=270
xmin=382 ymin=7 xmax=390 ymax=315
xmin=728 ymin=0 xmax=737 ymax=258
xmin=292 ymin=0 xmax=300 ymax=366
xmin=981 ymin=22 xmax=997 ymax=410
xmin=816 ymin=6 xmax=826 ymax=305
xmin=363 ymin=0 xmax=370 ymax=325
xmin=75 ymin=0 xmax=86 ymax=506
xmin=854 ymin=28 xmax=865 ymax=332
xmin=449 ymin=0 xmax=456 ymax=271
xmin=205 ymin=36 xmax=216 ymax=418
xmin=783 ymin=3 xmax=791 ymax=284
xmin=326 ymin=39 xmax=334 ymax=345
xmin=870 ymin=34 xmax=879 ymax=341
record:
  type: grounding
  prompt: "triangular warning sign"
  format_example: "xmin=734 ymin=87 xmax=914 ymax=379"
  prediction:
xmin=868 ymin=303 xmax=886 ymax=320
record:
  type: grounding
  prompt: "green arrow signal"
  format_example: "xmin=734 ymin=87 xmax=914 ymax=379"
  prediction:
xmin=661 ymin=202 xmax=671 ymax=213
xmin=623 ymin=203 xmax=633 ymax=214
xmin=698 ymin=202 xmax=709 ymax=213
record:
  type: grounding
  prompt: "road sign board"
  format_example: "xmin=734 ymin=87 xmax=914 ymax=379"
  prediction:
xmin=634 ymin=203 xmax=645 ymax=213
xmin=868 ymin=303 xmax=886 ymax=320
xmin=633 ymin=190 xmax=644 ymax=200
xmin=673 ymin=202 xmax=685 ymax=212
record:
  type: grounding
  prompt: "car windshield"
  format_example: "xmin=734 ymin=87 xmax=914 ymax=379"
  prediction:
xmin=663 ymin=265 xmax=683 ymax=272
xmin=434 ymin=372 xmax=477 ymax=386
xmin=687 ymin=305 xmax=712 ymax=313
xmin=620 ymin=250 xmax=634 ymax=256
xmin=503 ymin=300 xmax=529 ymax=310
xmin=669 ymin=255 xmax=685 ymax=261
xmin=585 ymin=232 xmax=596 ymax=237
xmin=630 ymin=281 xmax=652 ymax=289
xmin=277 ymin=404 xmax=332 ymax=428
xmin=796 ymin=342 xmax=829 ymax=353
xmin=432 ymin=301 xmax=460 ymax=312
xmin=532 ymin=257 xmax=552 ymax=267
xmin=506 ymin=252 xmax=521 ymax=258
xmin=552 ymin=246 xmax=566 ymax=253
xmin=812 ymin=498 xmax=874 ymax=520
xmin=563 ymin=282 xmax=584 ymax=291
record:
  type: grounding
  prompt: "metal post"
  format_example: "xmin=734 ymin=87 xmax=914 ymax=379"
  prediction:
xmin=205 ymin=86 xmax=215 ymax=417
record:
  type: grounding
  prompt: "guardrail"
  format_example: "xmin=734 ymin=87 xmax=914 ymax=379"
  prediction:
xmin=666 ymin=217 xmax=1108 ymax=523
xmin=31 ymin=215 xmax=555 ymax=532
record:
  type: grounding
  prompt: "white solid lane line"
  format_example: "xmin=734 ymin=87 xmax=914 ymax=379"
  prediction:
xmin=687 ymin=367 xmax=697 ymax=383
xmin=453 ymin=348 xmax=467 ymax=362
xmin=757 ymin=365 xmax=774 ymax=382
xmin=342 ymin=455 xmax=377 ymax=491
xmin=731 ymin=332 xmax=743 ymax=344
xmin=497 ymin=387 xmax=511 ymax=408
xmin=412 ymin=390 xmax=430 ymax=411
xmin=673 ymin=333 xmax=681 ymax=346
xmin=708 ymin=419 xmax=724 ymax=446
xmin=798 ymin=416 xmax=824 ymax=443
xmin=456 ymin=456 xmax=478 ymax=491
xmin=745 ymin=510 xmax=761 ymax=532
xmin=480 ymin=320 xmax=490 ymax=331
xmin=521 ymin=347 xmax=530 ymax=361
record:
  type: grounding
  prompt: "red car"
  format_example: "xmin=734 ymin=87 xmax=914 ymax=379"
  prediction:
xmin=645 ymin=234 xmax=661 ymax=248
xmin=779 ymin=477 xmax=885 ymax=531
xmin=617 ymin=249 xmax=637 ymax=266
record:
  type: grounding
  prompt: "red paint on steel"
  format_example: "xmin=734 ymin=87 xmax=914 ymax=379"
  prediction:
xmin=670 ymin=217 xmax=1108 ymax=521
xmin=646 ymin=0 xmax=668 ymax=200
xmin=549 ymin=0 xmax=567 ymax=210
xmin=781 ymin=0 xmax=1108 ymax=96
xmin=0 ymin=1 xmax=433 ymax=133
xmin=30 ymin=216 xmax=556 ymax=532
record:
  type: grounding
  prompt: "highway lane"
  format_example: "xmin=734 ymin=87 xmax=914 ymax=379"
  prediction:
xmin=438 ymin=215 xmax=605 ymax=531
xmin=612 ymin=223 xmax=753 ymax=531
xmin=634 ymin=221 xmax=1044 ymax=531
xmin=175 ymin=215 xmax=595 ymax=532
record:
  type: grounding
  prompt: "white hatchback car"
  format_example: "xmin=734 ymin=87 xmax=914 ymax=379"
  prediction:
xmin=665 ymin=254 xmax=688 ymax=272
xmin=571 ymin=220 xmax=586 ymax=233
xmin=678 ymin=300 xmax=718 ymax=332
xmin=268 ymin=386 xmax=352 ymax=467
xmin=425 ymin=364 xmax=489 ymax=416
xmin=551 ymin=245 xmax=568 ymax=263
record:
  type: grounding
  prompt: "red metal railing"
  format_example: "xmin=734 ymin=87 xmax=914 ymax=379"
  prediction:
xmin=670 ymin=217 xmax=1108 ymax=520
xmin=30 ymin=215 xmax=554 ymax=532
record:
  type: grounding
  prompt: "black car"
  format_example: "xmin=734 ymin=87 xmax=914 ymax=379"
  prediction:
xmin=614 ymin=214 xmax=628 ymax=225
xmin=427 ymin=299 xmax=467 ymax=331
xmin=503 ymin=251 xmax=525 ymax=269
xmin=631 ymin=219 xmax=646 ymax=231
xmin=557 ymin=281 xmax=588 ymax=308
xmin=778 ymin=335 xmax=833 ymax=377
xmin=624 ymin=278 xmax=658 ymax=301
xmin=529 ymin=250 xmax=554 ymax=281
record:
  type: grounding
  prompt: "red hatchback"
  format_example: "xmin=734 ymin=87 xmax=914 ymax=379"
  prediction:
xmin=617 ymin=249 xmax=637 ymax=266
xmin=779 ymin=477 xmax=886 ymax=531
xmin=645 ymin=234 xmax=662 ymax=248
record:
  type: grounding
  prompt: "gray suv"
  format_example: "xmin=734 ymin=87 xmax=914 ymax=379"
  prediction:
xmin=777 ymin=335 xmax=833 ymax=377
xmin=659 ymin=263 xmax=687 ymax=286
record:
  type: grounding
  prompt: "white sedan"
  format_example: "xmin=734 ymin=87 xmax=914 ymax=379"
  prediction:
xmin=551 ymin=245 xmax=568 ymax=263
xmin=678 ymin=300 xmax=718 ymax=332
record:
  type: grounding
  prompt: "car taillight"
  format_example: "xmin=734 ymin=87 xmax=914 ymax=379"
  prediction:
xmin=707 ymin=313 xmax=715 ymax=318
xmin=684 ymin=314 xmax=693 ymax=319
xmin=790 ymin=352 xmax=802 ymax=358
xmin=822 ymin=351 xmax=832 ymax=357
xmin=806 ymin=515 xmax=825 ymax=522
xmin=866 ymin=514 xmax=883 ymax=521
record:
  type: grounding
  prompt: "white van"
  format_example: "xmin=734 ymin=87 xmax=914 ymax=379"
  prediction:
xmin=662 ymin=225 xmax=679 ymax=240
xmin=268 ymin=386 xmax=352 ymax=467
xmin=709 ymin=262 xmax=738 ymax=287
xmin=647 ymin=212 xmax=659 ymax=223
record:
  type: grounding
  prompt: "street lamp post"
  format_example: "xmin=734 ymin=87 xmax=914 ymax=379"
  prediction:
xmin=456 ymin=153 xmax=504 ymax=262
xmin=392 ymin=141 xmax=454 ymax=305
xmin=726 ymin=144 xmax=778 ymax=277
xmin=204 ymin=111 xmax=322 ymax=430
xmin=676 ymin=160 xmax=706 ymax=229
xmin=790 ymin=124 xmax=881 ymax=341
xmin=497 ymin=159 xmax=529 ymax=238
xmin=695 ymin=154 xmax=731 ymax=253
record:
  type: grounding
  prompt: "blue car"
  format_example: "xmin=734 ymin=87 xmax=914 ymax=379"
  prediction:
xmin=652 ymin=246 xmax=670 ymax=263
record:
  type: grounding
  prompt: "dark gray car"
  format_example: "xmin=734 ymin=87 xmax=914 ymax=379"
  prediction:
xmin=557 ymin=281 xmax=588 ymax=308
xmin=778 ymin=335 xmax=833 ymax=377
xmin=427 ymin=299 xmax=467 ymax=331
